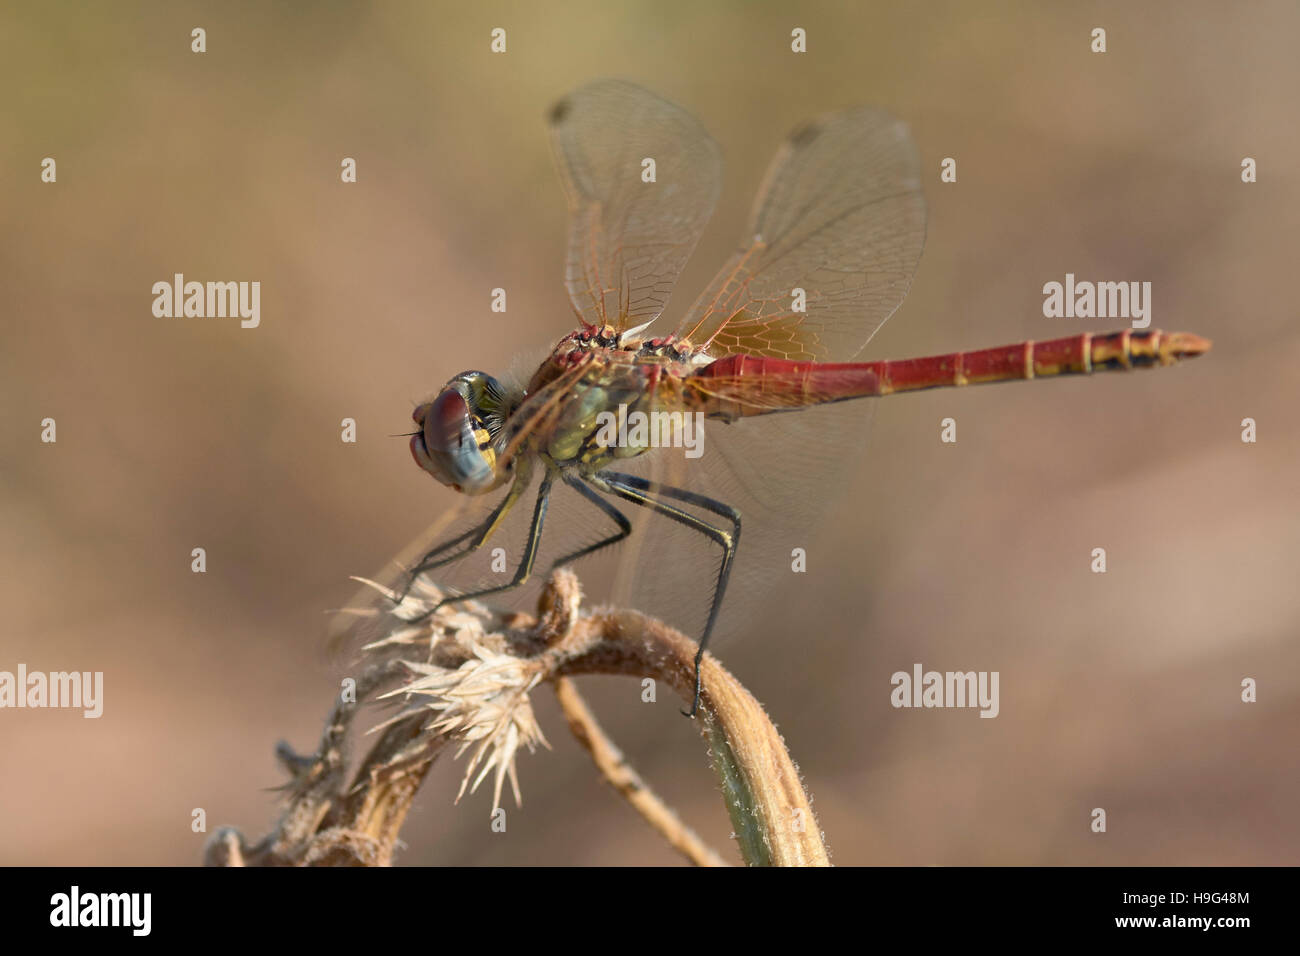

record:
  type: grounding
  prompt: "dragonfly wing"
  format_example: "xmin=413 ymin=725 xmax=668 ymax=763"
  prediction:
xmin=549 ymin=79 xmax=722 ymax=334
xmin=593 ymin=396 xmax=877 ymax=654
xmin=326 ymin=490 xmax=496 ymax=661
xmin=674 ymin=107 xmax=926 ymax=361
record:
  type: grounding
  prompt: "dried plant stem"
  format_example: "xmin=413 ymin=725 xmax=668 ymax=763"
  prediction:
xmin=207 ymin=570 xmax=829 ymax=866
xmin=696 ymin=660 xmax=829 ymax=866
xmin=553 ymin=676 xmax=730 ymax=867
xmin=326 ymin=712 xmax=446 ymax=862
xmin=554 ymin=607 xmax=830 ymax=866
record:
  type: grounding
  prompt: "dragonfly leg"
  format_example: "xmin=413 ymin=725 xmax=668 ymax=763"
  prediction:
xmin=399 ymin=463 xmax=533 ymax=604
xmin=542 ymin=473 xmax=633 ymax=572
xmin=398 ymin=525 xmax=479 ymax=597
xmin=592 ymin=471 xmax=741 ymax=718
xmin=413 ymin=470 xmax=555 ymax=622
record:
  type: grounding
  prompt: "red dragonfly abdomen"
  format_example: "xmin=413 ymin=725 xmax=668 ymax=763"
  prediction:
xmin=692 ymin=329 xmax=1211 ymax=420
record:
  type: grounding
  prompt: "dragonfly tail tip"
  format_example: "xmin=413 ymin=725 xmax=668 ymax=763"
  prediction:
xmin=1163 ymin=331 xmax=1212 ymax=361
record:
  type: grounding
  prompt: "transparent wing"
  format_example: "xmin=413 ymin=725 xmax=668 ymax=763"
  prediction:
xmin=326 ymin=490 xmax=494 ymax=661
xmin=681 ymin=367 xmax=880 ymax=416
xmin=549 ymin=79 xmax=722 ymax=333
xmin=595 ymin=394 xmax=878 ymax=655
xmin=673 ymin=107 xmax=926 ymax=361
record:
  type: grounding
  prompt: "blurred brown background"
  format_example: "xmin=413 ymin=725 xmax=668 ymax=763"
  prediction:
xmin=1 ymin=1 xmax=1296 ymax=865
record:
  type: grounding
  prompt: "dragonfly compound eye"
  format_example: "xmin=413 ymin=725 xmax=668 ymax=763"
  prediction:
xmin=410 ymin=381 xmax=500 ymax=495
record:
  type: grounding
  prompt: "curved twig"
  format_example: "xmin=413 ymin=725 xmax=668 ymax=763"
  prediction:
xmin=553 ymin=676 xmax=730 ymax=867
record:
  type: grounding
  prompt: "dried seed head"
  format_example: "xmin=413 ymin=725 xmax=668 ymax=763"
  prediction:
xmin=346 ymin=574 xmax=481 ymax=652
xmin=385 ymin=640 xmax=550 ymax=812
xmin=358 ymin=573 xmax=550 ymax=813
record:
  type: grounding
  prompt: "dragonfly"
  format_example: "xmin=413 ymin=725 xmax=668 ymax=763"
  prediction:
xmin=391 ymin=79 xmax=1208 ymax=717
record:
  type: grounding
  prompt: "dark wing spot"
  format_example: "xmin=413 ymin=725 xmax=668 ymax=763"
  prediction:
xmin=548 ymin=96 xmax=572 ymax=126
xmin=788 ymin=119 xmax=823 ymax=149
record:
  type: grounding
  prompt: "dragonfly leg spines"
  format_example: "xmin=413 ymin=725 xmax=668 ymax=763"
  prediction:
xmin=399 ymin=464 xmax=535 ymax=607
xmin=593 ymin=470 xmax=742 ymax=718
xmin=413 ymin=473 xmax=555 ymax=624
xmin=546 ymin=475 xmax=632 ymax=572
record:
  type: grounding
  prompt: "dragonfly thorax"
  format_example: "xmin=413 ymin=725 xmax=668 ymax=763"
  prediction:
xmin=526 ymin=347 xmax=702 ymax=472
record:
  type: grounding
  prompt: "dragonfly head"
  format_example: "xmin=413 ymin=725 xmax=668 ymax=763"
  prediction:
xmin=411 ymin=371 xmax=511 ymax=495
